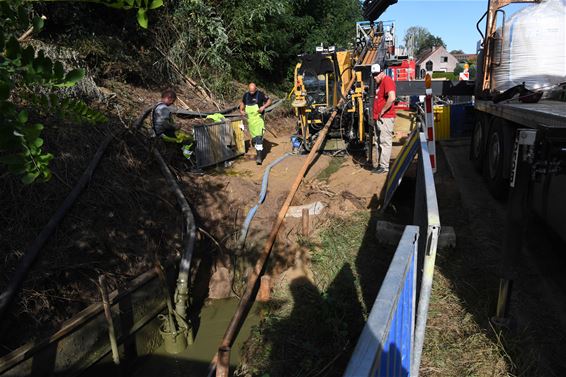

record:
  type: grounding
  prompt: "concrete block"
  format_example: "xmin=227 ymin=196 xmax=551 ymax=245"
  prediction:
xmin=376 ymin=220 xmax=405 ymax=246
xmin=376 ymin=220 xmax=456 ymax=250
xmin=438 ymin=226 xmax=457 ymax=250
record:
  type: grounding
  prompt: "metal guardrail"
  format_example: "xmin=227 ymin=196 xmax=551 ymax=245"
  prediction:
xmin=345 ymin=132 xmax=440 ymax=377
xmin=411 ymin=132 xmax=441 ymax=377
xmin=344 ymin=225 xmax=418 ymax=377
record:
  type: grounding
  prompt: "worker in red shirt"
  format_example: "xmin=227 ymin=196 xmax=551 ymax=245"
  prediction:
xmin=371 ymin=63 xmax=396 ymax=174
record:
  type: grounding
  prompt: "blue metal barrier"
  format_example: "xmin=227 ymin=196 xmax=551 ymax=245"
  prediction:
xmin=344 ymin=226 xmax=419 ymax=377
xmin=345 ymin=132 xmax=440 ymax=377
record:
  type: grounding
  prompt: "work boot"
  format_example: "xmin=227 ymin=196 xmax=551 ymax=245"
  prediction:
xmin=256 ymin=150 xmax=263 ymax=165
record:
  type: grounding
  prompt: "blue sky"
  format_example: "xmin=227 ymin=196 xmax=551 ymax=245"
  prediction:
xmin=379 ymin=0 xmax=530 ymax=53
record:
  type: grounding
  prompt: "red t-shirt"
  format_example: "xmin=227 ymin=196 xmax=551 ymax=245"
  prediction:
xmin=373 ymin=75 xmax=396 ymax=120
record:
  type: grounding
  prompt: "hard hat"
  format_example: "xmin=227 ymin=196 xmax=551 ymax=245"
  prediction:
xmin=371 ymin=64 xmax=381 ymax=74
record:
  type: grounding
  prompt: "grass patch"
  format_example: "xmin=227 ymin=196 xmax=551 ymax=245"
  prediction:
xmin=316 ymin=157 xmax=345 ymax=182
xmin=237 ymin=211 xmax=388 ymax=377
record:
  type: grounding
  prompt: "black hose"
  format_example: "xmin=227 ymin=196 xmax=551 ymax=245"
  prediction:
xmin=152 ymin=149 xmax=196 ymax=325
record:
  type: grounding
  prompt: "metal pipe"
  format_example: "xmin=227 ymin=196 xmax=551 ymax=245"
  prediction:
xmin=153 ymin=149 xmax=196 ymax=336
xmin=210 ymin=76 xmax=358 ymax=375
xmin=0 ymin=130 xmax=120 ymax=325
xmin=237 ymin=153 xmax=293 ymax=250
xmin=98 ymin=275 xmax=120 ymax=366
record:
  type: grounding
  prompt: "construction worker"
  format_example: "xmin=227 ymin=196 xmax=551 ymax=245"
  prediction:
xmin=239 ymin=83 xmax=272 ymax=165
xmin=371 ymin=64 xmax=396 ymax=174
xmin=134 ymin=89 xmax=192 ymax=159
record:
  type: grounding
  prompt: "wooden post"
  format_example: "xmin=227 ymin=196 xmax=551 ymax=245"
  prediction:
xmin=258 ymin=276 xmax=271 ymax=302
xmin=302 ymin=208 xmax=310 ymax=237
xmin=98 ymin=275 xmax=120 ymax=366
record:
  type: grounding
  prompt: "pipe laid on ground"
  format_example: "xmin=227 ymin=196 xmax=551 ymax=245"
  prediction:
xmin=210 ymin=76 xmax=357 ymax=376
xmin=237 ymin=153 xmax=294 ymax=251
xmin=0 ymin=130 xmax=121 ymax=325
xmin=152 ymin=149 xmax=196 ymax=337
xmin=209 ymin=48 xmax=368 ymax=374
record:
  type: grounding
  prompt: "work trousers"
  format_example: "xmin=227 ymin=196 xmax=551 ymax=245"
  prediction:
xmin=374 ymin=117 xmax=395 ymax=170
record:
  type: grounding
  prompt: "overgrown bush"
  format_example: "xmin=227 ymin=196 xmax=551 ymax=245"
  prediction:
xmin=432 ymin=71 xmax=457 ymax=80
xmin=0 ymin=0 xmax=163 ymax=183
xmin=157 ymin=0 xmax=362 ymax=99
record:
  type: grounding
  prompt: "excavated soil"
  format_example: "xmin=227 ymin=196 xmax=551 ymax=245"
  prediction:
xmin=0 ymin=79 xmax=409 ymax=357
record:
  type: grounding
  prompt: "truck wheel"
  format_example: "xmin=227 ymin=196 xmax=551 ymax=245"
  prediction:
xmin=470 ymin=115 xmax=486 ymax=172
xmin=483 ymin=120 xmax=508 ymax=199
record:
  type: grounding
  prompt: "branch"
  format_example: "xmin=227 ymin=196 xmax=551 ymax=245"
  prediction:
xmin=18 ymin=15 xmax=47 ymax=42
xmin=154 ymin=46 xmax=221 ymax=111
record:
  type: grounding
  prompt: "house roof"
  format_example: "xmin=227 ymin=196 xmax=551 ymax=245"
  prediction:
xmin=453 ymin=53 xmax=478 ymax=62
xmin=416 ymin=48 xmax=437 ymax=64
xmin=416 ymin=46 xmax=455 ymax=65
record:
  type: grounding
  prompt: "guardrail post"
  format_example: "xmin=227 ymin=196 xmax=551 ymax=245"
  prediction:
xmin=423 ymin=74 xmax=437 ymax=173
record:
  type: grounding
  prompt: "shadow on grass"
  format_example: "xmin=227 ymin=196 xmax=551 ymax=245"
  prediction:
xmin=428 ymin=145 xmax=566 ymax=376
xmin=261 ymin=266 xmax=364 ymax=377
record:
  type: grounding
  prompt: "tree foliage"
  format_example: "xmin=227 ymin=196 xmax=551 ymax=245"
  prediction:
xmin=163 ymin=0 xmax=361 ymax=96
xmin=404 ymin=26 xmax=446 ymax=57
xmin=25 ymin=0 xmax=164 ymax=28
xmin=419 ymin=34 xmax=446 ymax=55
xmin=454 ymin=63 xmax=477 ymax=80
xmin=0 ymin=0 xmax=162 ymax=184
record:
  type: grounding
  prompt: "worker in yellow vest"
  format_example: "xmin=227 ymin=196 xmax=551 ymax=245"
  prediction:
xmin=239 ymin=83 xmax=272 ymax=165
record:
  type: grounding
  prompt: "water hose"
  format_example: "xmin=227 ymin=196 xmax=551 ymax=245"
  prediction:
xmin=153 ymin=149 xmax=196 ymax=340
xmin=237 ymin=153 xmax=294 ymax=251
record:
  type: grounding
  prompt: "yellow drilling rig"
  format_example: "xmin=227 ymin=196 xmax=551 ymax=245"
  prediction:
xmin=290 ymin=20 xmax=397 ymax=161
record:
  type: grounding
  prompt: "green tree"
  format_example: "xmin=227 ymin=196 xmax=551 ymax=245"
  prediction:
xmin=418 ymin=34 xmax=446 ymax=56
xmin=404 ymin=26 xmax=429 ymax=56
xmin=469 ymin=64 xmax=477 ymax=80
xmin=453 ymin=64 xmax=477 ymax=80
xmin=454 ymin=64 xmax=464 ymax=76
xmin=0 ymin=0 xmax=162 ymax=183
xmin=404 ymin=26 xmax=446 ymax=57
xmin=164 ymin=0 xmax=361 ymax=94
xmin=450 ymin=49 xmax=465 ymax=55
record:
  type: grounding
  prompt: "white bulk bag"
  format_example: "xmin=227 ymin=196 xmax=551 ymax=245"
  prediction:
xmin=492 ymin=0 xmax=566 ymax=93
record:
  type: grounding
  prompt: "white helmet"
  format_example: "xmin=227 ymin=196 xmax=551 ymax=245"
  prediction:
xmin=371 ymin=64 xmax=381 ymax=74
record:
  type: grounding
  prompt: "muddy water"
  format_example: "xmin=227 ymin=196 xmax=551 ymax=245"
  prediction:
xmin=133 ymin=298 xmax=259 ymax=376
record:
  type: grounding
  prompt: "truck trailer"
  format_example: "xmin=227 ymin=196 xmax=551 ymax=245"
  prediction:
xmin=470 ymin=0 xmax=566 ymax=318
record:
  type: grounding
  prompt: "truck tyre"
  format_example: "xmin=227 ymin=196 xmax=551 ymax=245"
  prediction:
xmin=483 ymin=119 xmax=508 ymax=199
xmin=470 ymin=114 xmax=487 ymax=172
